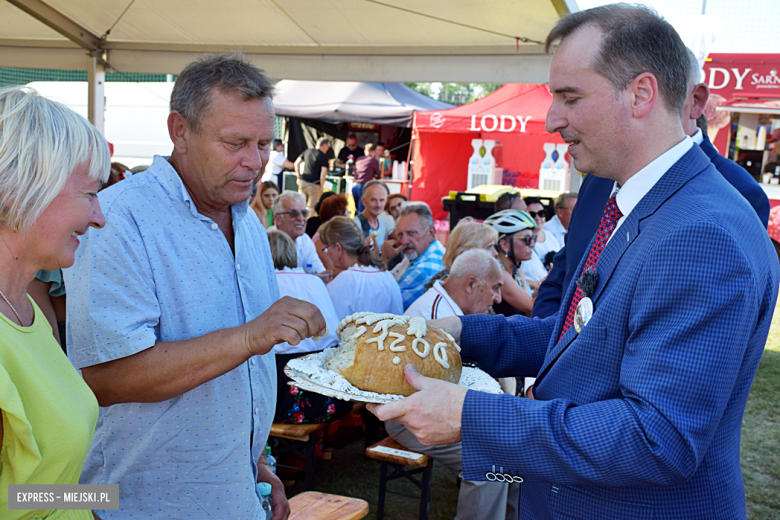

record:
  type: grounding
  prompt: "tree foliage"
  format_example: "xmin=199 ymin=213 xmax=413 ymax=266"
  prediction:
xmin=404 ymin=83 xmax=503 ymax=105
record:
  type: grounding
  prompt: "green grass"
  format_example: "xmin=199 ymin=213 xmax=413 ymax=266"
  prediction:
xmin=288 ymin=299 xmax=780 ymax=519
xmin=743 ymin=297 xmax=780 ymax=519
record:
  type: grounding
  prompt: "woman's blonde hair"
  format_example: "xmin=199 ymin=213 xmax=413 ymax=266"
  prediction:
xmin=0 ymin=86 xmax=111 ymax=232
xmin=318 ymin=216 xmax=385 ymax=270
xmin=442 ymin=220 xmax=499 ymax=268
xmin=267 ymin=230 xmax=298 ymax=270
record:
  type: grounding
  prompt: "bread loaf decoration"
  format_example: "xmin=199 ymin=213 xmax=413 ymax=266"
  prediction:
xmin=326 ymin=312 xmax=462 ymax=396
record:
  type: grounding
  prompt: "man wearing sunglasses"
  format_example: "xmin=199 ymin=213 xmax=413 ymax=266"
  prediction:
xmin=272 ymin=191 xmax=331 ymax=283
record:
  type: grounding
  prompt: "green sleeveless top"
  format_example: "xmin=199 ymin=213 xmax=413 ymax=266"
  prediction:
xmin=0 ymin=297 xmax=98 ymax=520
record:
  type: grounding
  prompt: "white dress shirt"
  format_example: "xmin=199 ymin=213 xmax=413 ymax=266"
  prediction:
xmin=544 ymin=215 xmax=567 ymax=247
xmin=327 ymin=263 xmax=404 ymax=322
xmin=273 ymin=267 xmax=340 ymax=355
xmin=611 ymin=136 xmax=693 ymax=238
xmin=404 ymin=280 xmax=463 ymax=320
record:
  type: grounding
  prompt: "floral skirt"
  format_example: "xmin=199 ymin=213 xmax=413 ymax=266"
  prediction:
xmin=274 ymin=351 xmax=353 ymax=424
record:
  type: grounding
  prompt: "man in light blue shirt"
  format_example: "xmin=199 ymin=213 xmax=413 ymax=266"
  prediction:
xmin=395 ymin=202 xmax=445 ymax=309
xmin=65 ymin=54 xmax=325 ymax=519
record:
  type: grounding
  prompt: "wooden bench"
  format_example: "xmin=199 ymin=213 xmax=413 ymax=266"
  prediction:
xmin=289 ymin=491 xmax=368 ymax=520
xmin=365 ymin=437 xmax=434 ymax=520
xmin=269 ymin=423 xmax=325 ymax=491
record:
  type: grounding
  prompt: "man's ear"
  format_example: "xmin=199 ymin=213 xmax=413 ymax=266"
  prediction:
xmin=688 ymin=83 xmax=710 ymax=120
xmin=168 ymin=111 xmax=191 ymax=155
xmin=630 ymin=72 xmax=659 ymax=119
xmin=465 ymin=276 xmax=479 ymax=293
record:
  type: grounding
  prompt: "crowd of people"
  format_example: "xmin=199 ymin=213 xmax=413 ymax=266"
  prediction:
xmin=1 ymin=3 xmax=777 ymax=520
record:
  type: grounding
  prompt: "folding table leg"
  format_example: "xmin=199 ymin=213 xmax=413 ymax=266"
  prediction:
xmin=419 ymin=462 xmax=434 ymax=520
xmin=304 ymin=435 xmax=316 ymax=491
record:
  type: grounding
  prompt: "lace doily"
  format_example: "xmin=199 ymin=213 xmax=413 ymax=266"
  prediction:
xmin=285 ymin=349 xmax=503 ymax=405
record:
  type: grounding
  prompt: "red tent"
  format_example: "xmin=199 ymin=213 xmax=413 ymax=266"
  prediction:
xmin=410 ymin=83 xmax=568 ymax=220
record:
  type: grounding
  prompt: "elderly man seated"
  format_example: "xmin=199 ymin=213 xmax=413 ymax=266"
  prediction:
xmin=389 ymin=248 xmax=517 ymax=520
xmin=383 ymin=202 xmax=446 ymax=309
xmin=405 ymin=249 xmax=502 ymax=319
xmin=271 ymin=191 xmax=331 ymax=282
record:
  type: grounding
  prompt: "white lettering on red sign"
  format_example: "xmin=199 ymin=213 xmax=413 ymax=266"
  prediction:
xmin=709 ymin=67 xmax=753 ymax=90
xmin=469 ymin=115 xmax=533 ymax=133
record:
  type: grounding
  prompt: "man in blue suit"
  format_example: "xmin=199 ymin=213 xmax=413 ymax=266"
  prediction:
xmin=533 ymin=48 xmax=771 ymax=320
xmin=369 ymin=5 xmax=778 ymax=519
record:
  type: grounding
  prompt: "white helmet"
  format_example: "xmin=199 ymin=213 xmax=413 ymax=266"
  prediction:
xmin=484 ymin=210 xmax=536 ymax=237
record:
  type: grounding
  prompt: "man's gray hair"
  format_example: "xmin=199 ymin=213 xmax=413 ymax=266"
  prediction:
xmin=398 ymin=201 xmax=434 ymax=229
xmin=0 ymin=86 xmax=110 ymax=232
xmin=363 ymin=179 xmax=389 ymax=195
xmin=273 ymin=190 xmax=306 ymax=214
xmin=554 ymin=192 xmax=578 ymax=211
xmin=449 ymin=249 xmax=501 ymax=282
xmin=687 ymin=48 xmax=701 ymax=85
xmin=170 ymin=52 xmax=275 ymax=133
xmin=545 ymin=3 xmax=691 ymax=116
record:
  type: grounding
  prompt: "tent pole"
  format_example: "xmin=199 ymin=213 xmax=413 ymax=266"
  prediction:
xmin=88 ymin=56 xmax=106 ymax=135
xmin=406 ymin=136 xmax=415 ymax=200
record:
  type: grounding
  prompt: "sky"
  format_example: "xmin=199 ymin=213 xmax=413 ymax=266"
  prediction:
xmin=574 ymin=0 xmax=780 ymax=54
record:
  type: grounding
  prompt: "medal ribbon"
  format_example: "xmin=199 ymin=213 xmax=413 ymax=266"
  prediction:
xmin=559 ymin=192 xmax=623 ymax=340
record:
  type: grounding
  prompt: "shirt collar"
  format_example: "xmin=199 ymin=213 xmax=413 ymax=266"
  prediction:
xmin=691 ymin=128 xmax=704 ymax=145
xmin=434 ymin=280 xmax=463 ymax=315
xmin=151 ymin=155 xmax=250 ymax=224
xmin=615 ymin=136 xmax=693 ymax=220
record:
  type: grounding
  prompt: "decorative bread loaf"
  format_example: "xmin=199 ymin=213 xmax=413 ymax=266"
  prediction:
xmin=326 ymin=312 xmax=462 ymax=396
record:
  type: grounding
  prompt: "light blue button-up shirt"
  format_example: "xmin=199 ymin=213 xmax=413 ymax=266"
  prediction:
xmin=65 ymin=156 xmax=278 ymax=519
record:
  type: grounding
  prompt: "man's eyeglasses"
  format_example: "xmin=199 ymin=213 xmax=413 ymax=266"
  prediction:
xmin=279 ymin=209 xmax=309 ymax=219
xmin=515 ymin=234 xmax=537 ymax=246
xmin=528 ymin=210 xmax=546 ymax=220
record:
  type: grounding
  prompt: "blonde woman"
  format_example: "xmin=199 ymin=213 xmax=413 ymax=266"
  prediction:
xmin=0 ymin=86 xmax=110 ymax=519
xmin=424 ymin=219 xmax=499 ymax=291
xmin=319 ymin=216 xmax=403 ymax=321
xmin=266 ymin=231 xmax=351 ymax=424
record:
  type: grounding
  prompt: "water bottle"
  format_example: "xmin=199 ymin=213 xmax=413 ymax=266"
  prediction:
xmin=304 ymin=263 xmax=315 ymax=275
xmin=256 ymin=482 xmax=273 ymax=520
xmin=265 ymin=446 xmax=277 ymax=475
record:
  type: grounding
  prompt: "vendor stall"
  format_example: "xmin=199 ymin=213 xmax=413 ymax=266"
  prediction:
xmin=410 ymin=84 xmax=574 ymax=220
xmin=273 ymin=80 xmax=452 ymax=184
xmin=702 ymin=54 xmax=780 ymax=185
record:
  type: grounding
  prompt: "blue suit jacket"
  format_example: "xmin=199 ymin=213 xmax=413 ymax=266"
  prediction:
xmin=459 ymin=146 xmax=778 ymax=520
xmin=533 ymin=141 xmax=770 ymax=319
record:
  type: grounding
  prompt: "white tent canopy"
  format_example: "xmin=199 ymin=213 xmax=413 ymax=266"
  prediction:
xmin=1 ymin=0 xmax=576 ymax=83
xmin=1 ymin=0 xmax=577 ymax=132
xmin=273 ymin=80 xmax=453 ymax=126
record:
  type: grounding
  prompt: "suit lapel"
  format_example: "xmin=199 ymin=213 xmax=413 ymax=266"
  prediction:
xmin=534 ymin=146 xmax=713 ymax=386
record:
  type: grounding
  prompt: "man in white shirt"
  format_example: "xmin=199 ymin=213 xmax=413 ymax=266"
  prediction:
xmin=405 ymin=249 xmax=502 ymax=319
xmin=271 ymin=191 xmax=331 ymax=282
xmin=545 ymin=192 xmax=577 ymax=246
xmin=262 ymin=139 xmax=295 ymax=188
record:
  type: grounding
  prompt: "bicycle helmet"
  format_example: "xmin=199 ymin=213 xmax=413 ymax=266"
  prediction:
xmin=484 ymin=210 xmax=536 ymax=237
xmin=484 ymin=210 xmax=537 ymax=268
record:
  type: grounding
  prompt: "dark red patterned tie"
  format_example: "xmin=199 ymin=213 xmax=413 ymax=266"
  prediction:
xmin=559 ymin=193 xmax=623 ymax=340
